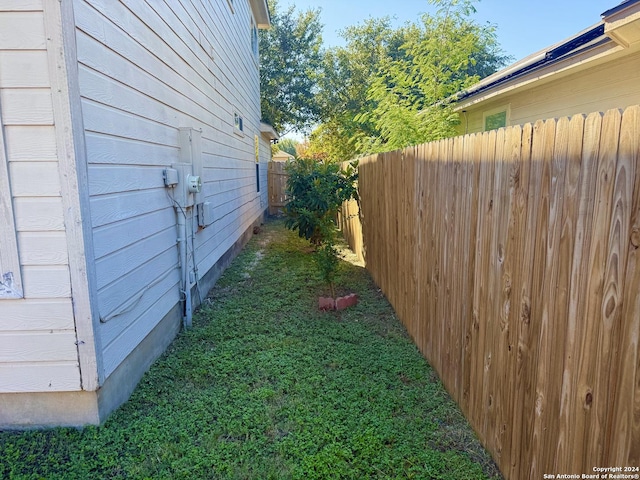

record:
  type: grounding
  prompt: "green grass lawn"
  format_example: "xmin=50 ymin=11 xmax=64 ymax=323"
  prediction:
xmin=0 ymin=220 xmax=501 ymax=480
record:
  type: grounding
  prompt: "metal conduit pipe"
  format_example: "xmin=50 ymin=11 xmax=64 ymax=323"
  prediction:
xmin=176 ymin=206 xmax=192 ymax=328
xmin=164 ymin=163 xmax=200 ymax=329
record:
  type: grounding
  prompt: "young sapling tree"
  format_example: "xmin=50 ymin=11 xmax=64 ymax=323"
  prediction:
xmin=283 ymin=158 xmax=358 ymax=297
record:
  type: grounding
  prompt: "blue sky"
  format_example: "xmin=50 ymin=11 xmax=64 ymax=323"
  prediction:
xmin=282 ymin=0 xmax=617 ymax=62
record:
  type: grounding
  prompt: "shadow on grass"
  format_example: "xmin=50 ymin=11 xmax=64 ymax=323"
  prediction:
xmin=0 ymin=219 xmax=502 ymax=480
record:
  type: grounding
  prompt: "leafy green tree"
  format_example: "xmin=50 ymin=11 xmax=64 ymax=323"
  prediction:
xmin=259 ymin=1 xmax=324 ymax=135
xmin=310 ymin=0 xmax=510 ymax=157
xmin=365 ymin=0 xmax=510 ymax=151
xmin=312 ymin=18 xmax=402 ymax=160
xmin=275 ymin=138 xmax=299 ymax=157
xmin=305 ymin=121 xmax=358 ymax=163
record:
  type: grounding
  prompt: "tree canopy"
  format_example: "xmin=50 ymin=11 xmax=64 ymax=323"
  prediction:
xmin=362 ymin=0 xmax=510 ymax=151
xmin=259 ymin=1 xmax=324 ymax=135
xmin=259 ymin=0 xmax=511 ymax=159
xmin=280 ymin=138 xmax=300 ymax=156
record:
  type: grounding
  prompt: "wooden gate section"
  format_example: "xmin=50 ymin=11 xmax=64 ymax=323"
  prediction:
xmin=267 ymin=161 xmax=288 ymax=215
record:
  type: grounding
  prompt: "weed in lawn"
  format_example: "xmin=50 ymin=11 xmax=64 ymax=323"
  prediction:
xmin=0 ymin=220 xmax=501 ymax=480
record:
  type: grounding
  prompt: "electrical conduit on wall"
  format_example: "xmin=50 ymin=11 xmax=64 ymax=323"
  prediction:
xmin=162 ymin=128 xmax=204 ymax=328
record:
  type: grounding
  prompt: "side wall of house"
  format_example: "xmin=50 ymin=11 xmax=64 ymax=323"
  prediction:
xmin=74 ymin=0 xmax=268 ymax=382
xmin=0 ymin=2 xmax=82 ymax=394
xmin=459 ymin=48 xmax=640 ymax=134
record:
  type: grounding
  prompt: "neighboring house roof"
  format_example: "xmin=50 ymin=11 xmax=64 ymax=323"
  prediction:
xmin=272 ymin=150 xmax=295 ymax=162
xmin=602 ymin=0 xmax=640 ymax=45
xmin=454 ymin=0 xmax=640 ymax=111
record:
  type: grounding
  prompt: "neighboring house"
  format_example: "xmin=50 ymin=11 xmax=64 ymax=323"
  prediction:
xmin=0 ymin=0 xmax=276 ymax=428
xmin=272 ymin=149 xmax=295 ymax=162
xmin=454 ymin=0 xmax=640 ymax=134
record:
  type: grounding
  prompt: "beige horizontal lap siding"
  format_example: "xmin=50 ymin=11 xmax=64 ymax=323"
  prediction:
xmin=461 ymin=49 xmax=640 ymax=134
xmin=0 ymin=3 xmax=81 ymax=392
xmin=510 ymin=50 xmax=640 ymax=124
xmin=76 ymin=0 xmax=266 ymax=380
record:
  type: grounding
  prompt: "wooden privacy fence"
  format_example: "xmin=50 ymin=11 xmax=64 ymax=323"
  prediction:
xmin=268 ymin=161 xmax=289 ymax=215
xmin=342 ymin=106 xmax=640 ymax=479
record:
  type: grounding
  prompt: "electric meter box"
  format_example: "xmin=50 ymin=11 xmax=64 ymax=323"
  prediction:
xmin=171 ymin=163 xmax=200 ymax=207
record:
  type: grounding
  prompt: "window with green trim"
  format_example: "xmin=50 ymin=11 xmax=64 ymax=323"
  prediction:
xmin=483 ymin=105 xmax=510 ymax=131
xmin=485 ymin=111 xmax=506 ymax=130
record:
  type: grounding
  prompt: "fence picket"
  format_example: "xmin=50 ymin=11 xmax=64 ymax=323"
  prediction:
xmin=579 ymin=109 xmax=620 ymax=468
xmin=553 ymin=113 xmax=587 ymax=470
xmin=506 ymin=122 xmax=534 ymax=479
